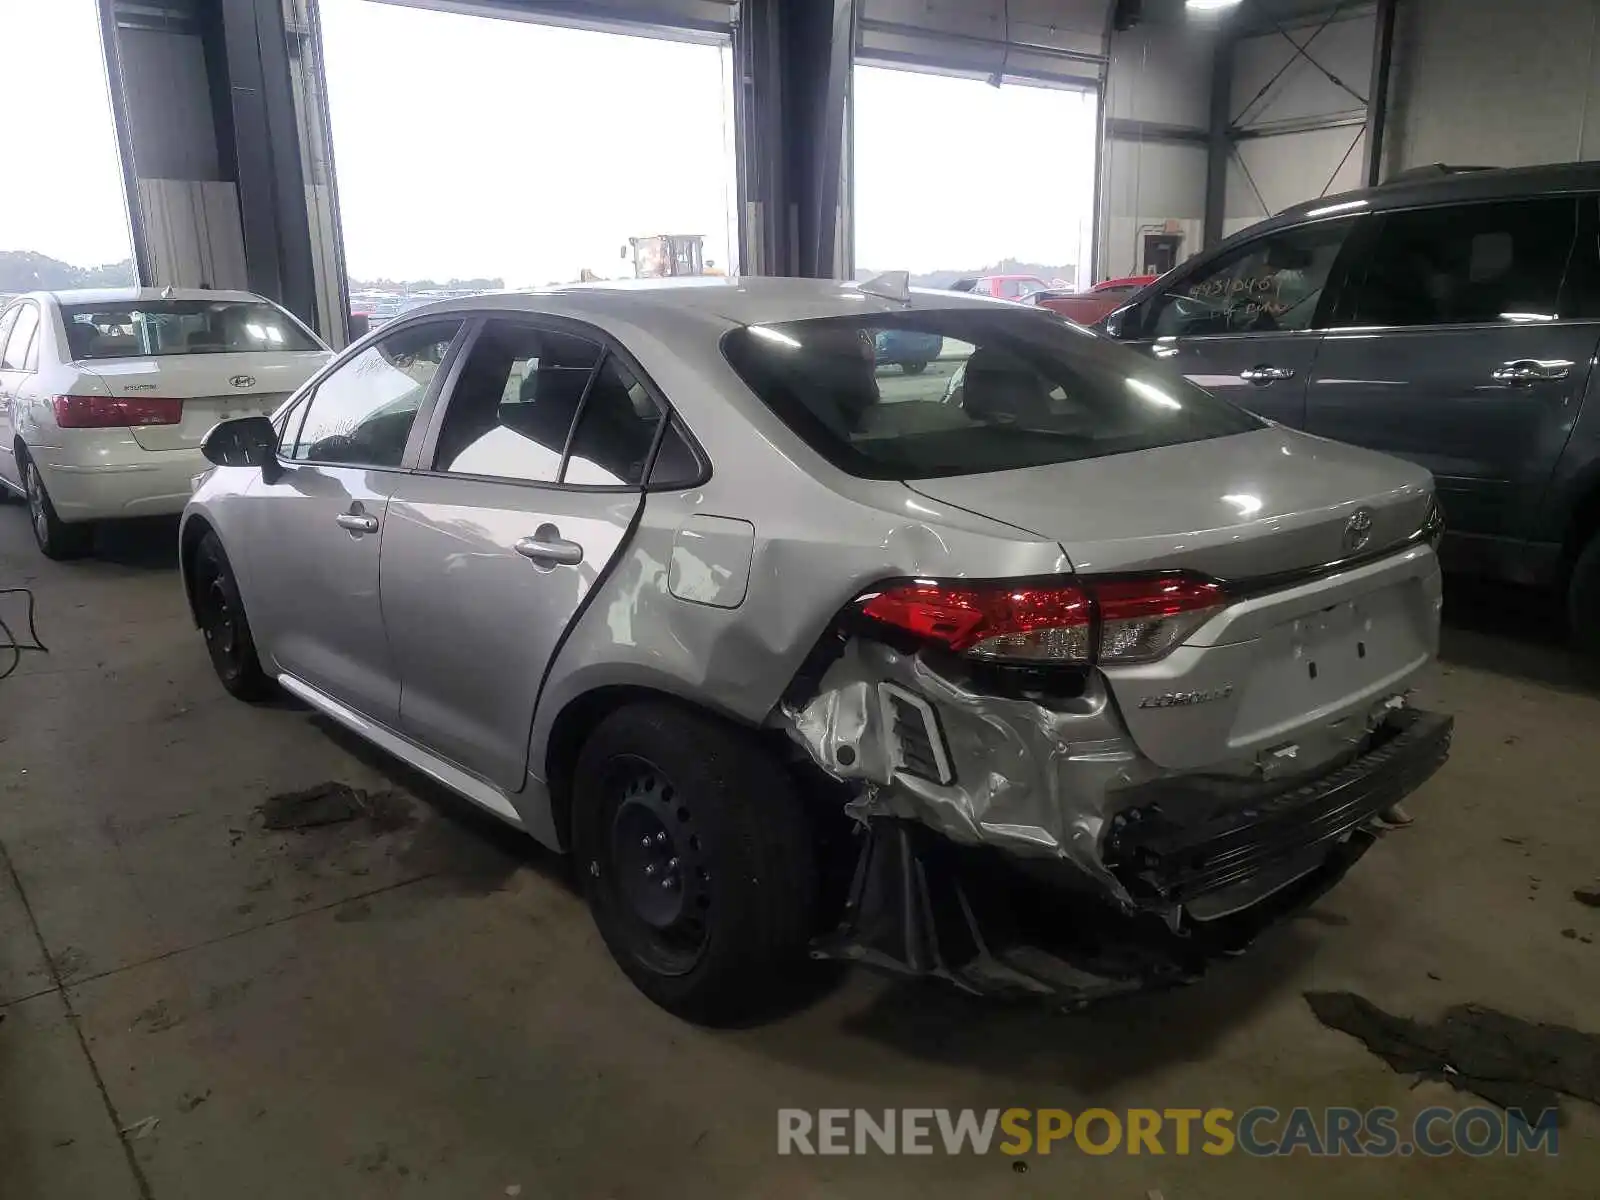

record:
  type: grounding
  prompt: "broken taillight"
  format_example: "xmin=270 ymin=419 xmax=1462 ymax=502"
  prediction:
xmin=858 ymin=574 xmax=1225 ymax=665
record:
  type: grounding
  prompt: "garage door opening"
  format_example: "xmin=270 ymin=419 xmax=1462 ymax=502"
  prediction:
xmin=0 ymin=0 xmax=134 ymax=297
xmin=319 ymin=0 xmax=738 ymax=328
xmin=851 ymin=65 xmax=1098 ymax=299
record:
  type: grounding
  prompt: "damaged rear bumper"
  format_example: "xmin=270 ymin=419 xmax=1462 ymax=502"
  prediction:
xmin=785 ymin=638 xmax=1452 ymax=1000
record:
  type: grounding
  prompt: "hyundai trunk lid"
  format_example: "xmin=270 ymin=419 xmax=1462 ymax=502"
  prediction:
xmin=903 ymin=427 xmax=1435 ymax=581
xmin=78 ymin=352 xmax=329 ymax=451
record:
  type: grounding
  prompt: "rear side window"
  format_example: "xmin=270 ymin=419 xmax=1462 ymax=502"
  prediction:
xmin=1 ymin=304 xmax=38 ymax=371
xmin=1336 ymin=198 xmax=1579 ymax=327
xmin=1147 ymin=218 xmax=1355 ymax=337
xmin=59 ymin=300 xmax=322 ymax=358
xmin=722 ymin=309 xmax=1261 ymax=481
xmin=431 ymin=320 xmax=602 ymax=484
xmin=288 ymin=319 xmax=462 ymax=467
xmin=563 ymin=357 xmax=664 ymax=487
xmin=0 ymin=308 xmax=20 ymax=369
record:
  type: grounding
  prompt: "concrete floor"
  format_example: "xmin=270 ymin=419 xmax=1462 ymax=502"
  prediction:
xmin=2 ymin=502 xmax=1599 ymax=1200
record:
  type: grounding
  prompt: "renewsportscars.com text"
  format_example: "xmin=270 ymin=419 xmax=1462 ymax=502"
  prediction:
xmin=777 ymin=1106 xmax=1559 ymax=1158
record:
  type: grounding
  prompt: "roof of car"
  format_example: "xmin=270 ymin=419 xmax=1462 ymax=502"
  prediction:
xmin=31 ymin=287 xmax=270 ymax=306
xmin=410 ymin=275 xmax=1011 ymax=330
xmin=1275 ymin=160 xmax=1600 ymax=223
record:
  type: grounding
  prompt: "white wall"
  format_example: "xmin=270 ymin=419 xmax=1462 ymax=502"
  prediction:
xmin=1386 ymin=0 xmax=1600 ymax=171
xmin=1099 ymin=15 xmax=1214 ymax=278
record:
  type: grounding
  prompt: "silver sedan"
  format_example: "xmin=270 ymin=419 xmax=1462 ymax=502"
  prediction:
xmin=181 ymin=277 xmax=1451 ymax=1022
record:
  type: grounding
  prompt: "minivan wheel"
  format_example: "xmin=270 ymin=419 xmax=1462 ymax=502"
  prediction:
xmin=1568 ymin=531 xmax=1600 ymax=656
xmin=573 ymin=702 xmax=817 ymax=1024
xmin=192 ymin=531 xmax=273 ymax=701
xmin=21 ymin=453 xmax=93 ymax=560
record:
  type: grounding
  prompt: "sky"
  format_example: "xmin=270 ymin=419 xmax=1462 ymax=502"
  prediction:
xmin=0 ymin=0 xmax=133 ymax=267
xmin=852 ymin=65 xmax=1098 ymax=277
xmin=0 ymin=0 xmax=1098 ymax=285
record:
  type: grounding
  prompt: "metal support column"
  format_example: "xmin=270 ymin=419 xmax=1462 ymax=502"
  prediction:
xmin=219 ymin=0 xmax=319 ymax=325
xmin=1363 ymin=0 xmax=1397 ymax=186
xmin=1204 ymin=36 xmax=1233 ymax=249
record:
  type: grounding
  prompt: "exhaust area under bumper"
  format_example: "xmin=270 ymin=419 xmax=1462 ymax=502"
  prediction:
xmin=804 ymin=705 xmax=1453 ymax=1003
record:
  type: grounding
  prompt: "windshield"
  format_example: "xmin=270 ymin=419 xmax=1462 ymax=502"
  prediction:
xmin=60 ymin=300 xmax=322 ymax=360
xmin=722 ymin=310 xmax=1262 ymax=480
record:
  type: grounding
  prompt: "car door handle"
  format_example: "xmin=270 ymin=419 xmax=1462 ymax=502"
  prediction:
xmin=1239 ymin=364 xmax=1296 ymax=384
xmin=1492 ymin=359 xmax=1573 ymax=385
xmin=335 ymin=512 xmax=379 ymax=534
xmin=515 ymin=535 xmax=584 ymax=567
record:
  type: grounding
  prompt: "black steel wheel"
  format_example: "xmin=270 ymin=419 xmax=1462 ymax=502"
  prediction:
xmin=21 ymin=453 xmax=92 ymax=560
xmin=574 ymin=702 xmax=817 ymax=1024
xmin=602 ymin=757 xmax=713 ymax=977
xmin=192 ymin=531 xmax=273 ymax=701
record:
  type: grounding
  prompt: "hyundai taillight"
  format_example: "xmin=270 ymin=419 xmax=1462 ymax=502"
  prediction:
xmin=858 ymin=574 xmax=1225 ymax=665
xmin=53 ymin=395 xmax=182 ymax=429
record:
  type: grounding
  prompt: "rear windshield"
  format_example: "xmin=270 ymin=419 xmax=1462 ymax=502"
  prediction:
xmin=60 ymin=300 xmax=322 ymax=360
xmin=721 ymin=310 xmax=1262 ymax=480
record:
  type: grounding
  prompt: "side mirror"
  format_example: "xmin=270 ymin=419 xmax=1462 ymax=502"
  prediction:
xmin=1102 ymin=303 xmax=1139 ymax=340
xmin=202 ymin=415 xmax=280 ymax=481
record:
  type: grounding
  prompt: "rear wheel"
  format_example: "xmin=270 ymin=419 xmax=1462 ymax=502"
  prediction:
xmin=21 ymin=451 xmax=93 ymax=560
xmin=192 ymin=531 xmax=273 ymax=701
xmin=573 ymin=702 xmax=817 ymax=1024
xmin=901 ymin=360 xmax=929 ymax=375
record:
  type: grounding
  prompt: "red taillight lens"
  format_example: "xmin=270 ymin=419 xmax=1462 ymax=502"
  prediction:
xmin=52 ymin=395 xmax=182 ymax=429
xmin=858 ymin=574 xmax=1225 ymax=665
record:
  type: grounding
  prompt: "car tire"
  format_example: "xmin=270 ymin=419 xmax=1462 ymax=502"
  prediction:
xmin=901 ymin=360 xmax=929 ymax=375
xmin=1568 ymin=530 xmax=1600 ymax=656
xmin=20 ymin=451 xmax=93 ymax=561
xmin=572 ymin=701 xmax=817 ymax=1024
xmin=191 ymin=531 xmax=274 ymax=701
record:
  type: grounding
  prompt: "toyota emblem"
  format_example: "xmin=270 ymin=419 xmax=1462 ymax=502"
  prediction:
xmin=1342 ymin=506 xmax=1375 ymax=555
xmin=229 ymin=374 xmax=256 ymax=389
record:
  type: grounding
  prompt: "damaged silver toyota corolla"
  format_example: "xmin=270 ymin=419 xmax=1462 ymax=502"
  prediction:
xmin=182 ymin=276 xmax=1451 ymax=1024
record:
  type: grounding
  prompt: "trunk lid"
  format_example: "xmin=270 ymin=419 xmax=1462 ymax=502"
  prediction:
xmin=906 ymin=427 xmax=1441 ymax=771
xmin=75 ymin=352 xmax=329 ymax=452
xmin=903 ymin=427 xmax=1434 ymax=580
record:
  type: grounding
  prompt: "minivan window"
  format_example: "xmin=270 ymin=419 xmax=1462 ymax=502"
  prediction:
xmin=722 ymin=310 xmax=1262 ymax=481
xmin=59 ymin=300 xmax=322 ymax=358
xmin=1146 ymin=217 xmax=1355 ymax=338
xmin=1335 ymin=198 xmax=1579 ymax=328
xmin=287 ymin=319 xmax=462 ymax=468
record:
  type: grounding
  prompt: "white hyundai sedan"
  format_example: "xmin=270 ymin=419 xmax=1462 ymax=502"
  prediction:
xmin=0 ymin=288 xmax=331 ymax=558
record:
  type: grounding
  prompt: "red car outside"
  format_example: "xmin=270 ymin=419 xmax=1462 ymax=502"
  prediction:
xmin=1029 ymin=275 xmax=1159 ymax=326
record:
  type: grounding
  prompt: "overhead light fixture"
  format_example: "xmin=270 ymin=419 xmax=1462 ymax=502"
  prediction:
xmin=1187 ymin=0 xmax=1243 ymax=10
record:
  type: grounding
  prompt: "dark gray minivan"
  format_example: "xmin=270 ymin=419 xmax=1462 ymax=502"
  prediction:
xmin=1100 ymin=162 xmax=1600 ymax=644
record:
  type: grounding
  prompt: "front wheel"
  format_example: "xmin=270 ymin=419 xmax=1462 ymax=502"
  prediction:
xmin=22 ymin=453 xmax=93 ymax=560
xmin=573 ymin=702 xmax=817 ymax=1024
xmin=901 ymin=360 xmax=929 ymax=375
xmin=192 ymin=531 xmax=274 ymax=700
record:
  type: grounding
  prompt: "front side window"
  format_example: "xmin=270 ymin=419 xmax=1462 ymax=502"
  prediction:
xmin=1336 ymin=198 xmax=1579 ymax=328
xmin=432 ymin=321 xmax=602 ymax=484
xmin=288 ymin=319 xmax=462 ymax=467
xmin=723 ymin=309 xmax=1262 ymax=481
xmin=1147 ymin=218 xmax=1355 ymax=338
xmin=59 ymin=300 xmax=323 ymax=359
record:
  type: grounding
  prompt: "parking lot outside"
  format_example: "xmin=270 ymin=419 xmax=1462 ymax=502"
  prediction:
xmin=4 ymin=504 xmax=1600 ymax=1198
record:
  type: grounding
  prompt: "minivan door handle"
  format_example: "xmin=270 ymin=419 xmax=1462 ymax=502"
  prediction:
xmin=1492 ymin=359 xmax=1574 ymax=385
xmin=515 ymin=532 xmax=585 ymax=568
xmin=335 ymin=512 xmax=379 ymax=535
xmin=1239 ymin=364 xmax=1296 ymax=384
